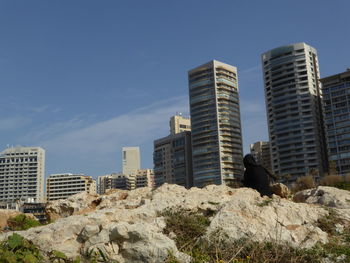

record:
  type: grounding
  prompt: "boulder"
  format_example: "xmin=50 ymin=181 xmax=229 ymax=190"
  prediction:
xmin=206 ymin=188 xmax=328 ymax=248
xmin=293 ymin=186 xmax=350 ymax=209
xmin=271 ymin=183 xmax=290 ymax=198
xmin=45 ymin=192 xmax=100 ymax=221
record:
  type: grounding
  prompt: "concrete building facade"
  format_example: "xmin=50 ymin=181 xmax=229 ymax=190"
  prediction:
xmin=262 ymin=43 xmax=328 ymax=180
xmin=98 ymin=170 xmax=154 ymax=194
xmin=46 ymin=173 xmax=96 ymax=201
xmin=0 ymin=146 xmax=45 ymax=203
xmin=122 ymin=147 xmax=141 ymax=176
xmin=153 ymin=131 xmax=193 ymax=188
xmin=97 ymin=173 xmax=127 ymax=194
xmin=321 ymin=69 xmax=350 ymax=175
xmin=169 ymin=114 xmax=191 ymax=135
xmin=127 ymin=169 xmax=154 ymax=190
xmin=250 ymin=141 xmax=272 ymax=173
xmin=188 ymin=60 xmax=244 ymax=187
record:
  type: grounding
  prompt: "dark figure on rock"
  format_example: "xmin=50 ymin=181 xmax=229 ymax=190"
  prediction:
xmin=243 ymin=154 xmax=273 ymax=197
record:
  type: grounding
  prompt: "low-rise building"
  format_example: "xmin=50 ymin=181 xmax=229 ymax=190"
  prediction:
xmin=46 ymin=173 xmax=96 ymax=201
xmin=127 ymin=169 xmax=154 ymax=190
xmin=97 ymin=170 xmax=154 ymax=194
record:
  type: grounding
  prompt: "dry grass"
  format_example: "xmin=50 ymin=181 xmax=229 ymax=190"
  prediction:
xmin=162 ymin=208 xmax=350 ymax=263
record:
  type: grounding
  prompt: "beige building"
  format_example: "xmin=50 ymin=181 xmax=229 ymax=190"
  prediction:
xmin=170 ymin=114 xmax=191 ymax=135
xmin=189 ymin=60 xmax=244 ymax=187
xmin=46 ymin=173 xmax=96 ymax=201
xmin=154 ymin=131 xmax=193 ymax=188
xmin=250 ymin=141 xmax=272 ymax=173
xmin=122 ymin=147 xmax=140 ymax=176
xmin=97 ymin=169 xmax=154 ymax=194
xmin=127 ymin=169 xmax=154 ymax=190
xmin=0 ymin=146 xmax=45 ymax=203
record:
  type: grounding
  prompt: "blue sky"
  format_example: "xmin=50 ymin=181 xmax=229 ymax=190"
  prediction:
xmin=0 ymin=1 xmax=349 ymax=178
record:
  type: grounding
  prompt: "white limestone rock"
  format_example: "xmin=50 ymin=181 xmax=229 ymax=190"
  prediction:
xmin=293 ymin=186 xmax=350 ymax=209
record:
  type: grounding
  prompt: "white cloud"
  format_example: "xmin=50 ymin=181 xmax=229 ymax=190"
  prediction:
xmin=36 ymin=96 xmax=189 ymax=175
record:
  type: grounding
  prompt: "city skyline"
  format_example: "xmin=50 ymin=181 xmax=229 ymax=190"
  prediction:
xmin=0 ymin=1 xmax=349 ymax=178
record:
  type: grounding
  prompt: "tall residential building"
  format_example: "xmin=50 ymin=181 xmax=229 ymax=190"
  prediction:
xmin=250 ymin=141 xmax=272 ymax=173
xmin=188 ymin=60 xmax=244 ymax=187
xmin=122 ymin=147 xmax=140 ymax=176
xmin=262 ymin=43 xmax=328 ymax=180
xmin=153 ymin=131 xmax=193 ymax=188
xmin=0 ymin=146 xmax=45 ymax=203
xmin=321 ymin=69 xmax=350 ymax=175
xmin=169 ymin=114 xmax=191 ymax=135
xmin=46 ymin=173 xmax=96 ymax=201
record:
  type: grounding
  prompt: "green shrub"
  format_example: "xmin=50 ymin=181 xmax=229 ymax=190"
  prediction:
xmin=0 ymin=233 xmax=43 ymax=263
xmin=7 ymin=214 xmax=42 ymax=231
xmin=161 ymin=208 xmax=210 ymax=250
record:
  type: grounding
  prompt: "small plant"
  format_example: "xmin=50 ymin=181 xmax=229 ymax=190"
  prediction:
xmin=7 ymin=214 xmax=42 ymax=231
xmin=256 ymin=198 xmax=272 ymax=207
xmin=0 ymin=233 xmax=43 ymax=262
xmin=83 ymin=247 xmax=119 ymax=263
xmin=161 ymin=208 xmax=210 ymax=249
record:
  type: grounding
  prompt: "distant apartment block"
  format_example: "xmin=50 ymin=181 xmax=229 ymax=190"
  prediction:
xmin=321 ymin=69 xmax=350 ymax=175
xmin=46 ymin=173 xmax=96 ymax=201
xmin=127 ymin=169 xmax=154 ymax=190
xmin=122 ymin=147 xmax=141 ymax=176
xmin=98 ymin=170 xmax=154 ymax=194
xmin=250 ymin=141 xmax=272 ymax=173
xmin=153 ymin=131 xmax=193 ymax=188
xmin=170 ymin=114 xmax=191 ymax=135
xmin=98 ymin=173 xmax=127 ymax=194
xmin=188 ymin=60 xmax=244 ymax=187
xmin=262 ymin=43 xmax=328 ymax=180
xmin=0 ymin=146 xmax=45 ymax=203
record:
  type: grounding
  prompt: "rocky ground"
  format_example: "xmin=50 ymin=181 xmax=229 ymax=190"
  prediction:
xmin=0 ymin=184 xmax=349 ymax=263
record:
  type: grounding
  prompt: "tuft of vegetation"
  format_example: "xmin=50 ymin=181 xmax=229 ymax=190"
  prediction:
xmin=162 ymin=208 xmax=350 ymax=263
xmin=161 ymin=208 xmax=210 ymax=251
xmin=82 ymin=247 xmax=120 ymax=263
xmin=7 ymin=214 xmax=42 ymax=231
xmin=0 ymin=233 xmax=43 ymax=263
xmin=292 ymin=175 xmax=316 ymax=193
xmin=256 ymin=198 xmax=273 ymax=207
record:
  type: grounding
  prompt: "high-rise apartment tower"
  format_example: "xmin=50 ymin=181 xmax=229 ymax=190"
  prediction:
xmin=321 ymin=69 xmax=350 ymax=175
xmin=122 ymin=147 xmax=140 ymax=176
xmin=188 ymin=60 xmax=244 ymax=187
xmin=262 ymin=43 xmax=327 ymax=180
xmin=0 ymin=146 xmax=45 ymax=203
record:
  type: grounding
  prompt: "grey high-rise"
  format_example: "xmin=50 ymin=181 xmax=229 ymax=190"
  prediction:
xmin=262 ymin=43 xmax=327 ymax=180
xmin=321 ymin=69 xmax=350 ymax=175
xmin=188 ymin=60 xmax=244 ymax=187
